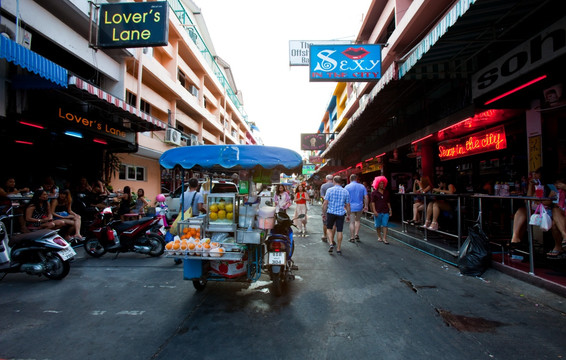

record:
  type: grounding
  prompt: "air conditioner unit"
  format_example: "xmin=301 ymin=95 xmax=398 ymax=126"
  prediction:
xmin=189 ymin=85 xmax=199 ymax=97
xmin=189 ymin=134 xmax=198 ymax=146
xmin=165 ymin=129 xmax=182 ymax=146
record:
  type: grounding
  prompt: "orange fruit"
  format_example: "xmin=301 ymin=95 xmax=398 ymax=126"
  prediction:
xmin=165 ymin=242 xmax=173 ymax=250
xmin=173 ymin=243 xmax=180 ymax=250
xmin=183 ymin=227 xmax=189 ymax=234
xmin=188 ymin=243 xmax=196 ymax=250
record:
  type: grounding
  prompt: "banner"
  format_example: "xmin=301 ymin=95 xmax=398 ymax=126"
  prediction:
xmin=309 ymin=44 xmax=382 ymax=82
xmin=438 ymin=125 xmax=507 ymax=161
xmin=98 ymin=1 xmax=169 ymax=48
xmin=301 ymin=133 xmax=326 ymax=151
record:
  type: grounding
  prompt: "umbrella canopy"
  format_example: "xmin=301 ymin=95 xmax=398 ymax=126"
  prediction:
xmin=159 ymin=145 xmax=303 ymax=174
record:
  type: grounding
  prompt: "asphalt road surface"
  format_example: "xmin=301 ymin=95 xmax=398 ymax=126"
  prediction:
xmin=1 ymin=203 xmax=566 ymax=360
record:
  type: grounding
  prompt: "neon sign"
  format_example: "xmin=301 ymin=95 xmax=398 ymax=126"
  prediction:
xmin=438 ymin=125 xmax=507 ymax=161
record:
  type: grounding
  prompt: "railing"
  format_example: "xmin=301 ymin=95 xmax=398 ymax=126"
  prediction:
xmin=166 ymin=0 xmax=247 ymax=122
xmin=396 ymin=193 xmax=466 ymax=250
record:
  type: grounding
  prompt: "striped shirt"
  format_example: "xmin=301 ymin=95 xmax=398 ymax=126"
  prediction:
xmin=325 ymin=185 xmax=350 ymax=216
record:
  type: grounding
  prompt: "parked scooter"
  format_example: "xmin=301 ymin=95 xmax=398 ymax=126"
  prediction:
xmin=265 ymin=212 xmax=304 ymax=296
xmin=83 ymin=207 xmax=165 ymax=258
xmin=0 ymin=214 xmax=76 ymax=280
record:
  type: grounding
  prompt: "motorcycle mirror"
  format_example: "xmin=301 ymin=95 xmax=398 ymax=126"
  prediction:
xmin=102 ymin=207 xmax=113 ymax=215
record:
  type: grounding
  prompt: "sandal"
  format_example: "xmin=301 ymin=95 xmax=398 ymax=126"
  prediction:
xmin=547 ymin=249 xmax=563 ymax=257
xmin=328 ymin=245 xmax=334 ymax=253
xmin=336 ymin=250 xmax=342 ymax=255
xmin=349 ymin=238 xmax=355 ymax=243
xmin=355 ymin=235 xmax=360 ymax=242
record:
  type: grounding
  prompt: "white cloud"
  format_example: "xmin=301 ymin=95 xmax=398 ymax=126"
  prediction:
xmin=195 ymin=0 xmax=370 ymax=154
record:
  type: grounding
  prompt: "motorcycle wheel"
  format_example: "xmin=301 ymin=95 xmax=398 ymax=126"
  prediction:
xmin=192 ymin=279 xmax=207 ymax=291
xmin=43 ymin=252 xmax=70 ymax=280
xmin=83 ymin=237 xmax=107 ymax=258
xmin=147 ymin=234 xmax=165 ymax=257
xmin=272 ymin=274 xmax=284 ymax=297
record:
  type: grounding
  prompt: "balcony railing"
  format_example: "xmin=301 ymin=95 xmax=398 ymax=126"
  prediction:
xmin=167 ymin=0 xmax=247 ymax=123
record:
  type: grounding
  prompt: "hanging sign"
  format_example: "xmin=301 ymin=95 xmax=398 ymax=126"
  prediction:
xmin=98 ymin=1 xmax=169 ymax=48
xmin=438 ymin=125 xmax=507 ymax=161
xmin=301 ymin=133 xmax=326 ymax=150
xmin=309 ymin=44 xmax=381 ymax=82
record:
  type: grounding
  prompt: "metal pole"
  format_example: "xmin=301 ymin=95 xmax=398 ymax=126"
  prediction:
xmin=457 ymin=195 xmax=461 ymax=249
xmin=526 ymin=200 xmax=535 ymax=275
xmin=401 ymin=193 xmax=405 ymax=233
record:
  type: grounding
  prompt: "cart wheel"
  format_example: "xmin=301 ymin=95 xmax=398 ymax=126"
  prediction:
xmin=272 ymin=275 xmax=283 ymax=297
xmin=193 ymin=279 xmax=207 ymax=291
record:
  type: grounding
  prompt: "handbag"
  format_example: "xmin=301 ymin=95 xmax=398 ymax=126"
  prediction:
xmin=170 ymin=193 xmax=196 ymax=235
xmin=529 ymin=204 xmax=543 ymax=226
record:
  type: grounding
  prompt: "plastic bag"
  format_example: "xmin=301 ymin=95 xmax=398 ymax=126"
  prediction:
xmin=529 ymin=204 xmax=543 ymax=226
xmin=170 ymin=207 xmax=192 ymax=236
xmin=458 ymin=225 xmax=490 ymax=277
xmin=539 ymin=210 xmax=552 ymax=232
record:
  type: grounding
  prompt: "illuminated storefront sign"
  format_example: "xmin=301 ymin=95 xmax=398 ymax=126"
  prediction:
xmin=57 ymin=107 xmax=135 ymax=144
xmin=438 ymin=125 xmax=507 ymax=160
xmin=309 ymin=156 xmax=323 ymax=164
xmin=98 ymin=1 xmax=168 ymax=48
xmin=301 ymin=133 xmax=326 ymax=150
xmin=302 ymin=164 xmax=316 ymax=175
xmin=309 ymin=44 xmax=382 ymax=82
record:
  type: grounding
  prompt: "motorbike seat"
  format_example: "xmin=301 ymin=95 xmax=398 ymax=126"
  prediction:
xmin=267 ymin=234 xmax=288 ymax=242
xmin=9 ymin=229 xmax=57 ymax=247
xmin=113 ymin=217 xmax=153 ymax=232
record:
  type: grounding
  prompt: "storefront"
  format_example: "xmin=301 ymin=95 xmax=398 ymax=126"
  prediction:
xmin=1 ymin=36 xmax=166 ymax=190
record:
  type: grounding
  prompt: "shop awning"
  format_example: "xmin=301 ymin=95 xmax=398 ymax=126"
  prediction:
xmin=68 ymin=75 xmax=167 ymax=132
xmin=0 ymin=36 xmax=67 ymax=87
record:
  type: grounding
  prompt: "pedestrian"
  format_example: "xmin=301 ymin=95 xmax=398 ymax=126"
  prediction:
xmin=307 ymin=186 xmax=315 ymax=205
xmin=293 ymin=184 xmax=309 ymax=236
xmin=274 ymin=184 xmax=291 ymax=213
xmin=345 ymin=174 xmax=368 ymax=243
xmin=320 ymin=174 xmax=334 ymax=243
xmin=370 ymin=175 xmax=392 ymax=244
xmin=322 ymin=176 xmax=351 ymax=255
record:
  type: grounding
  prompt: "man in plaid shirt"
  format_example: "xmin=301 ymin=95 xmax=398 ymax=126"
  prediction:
xmin=322 ymin=176 xmax=351 ymax=255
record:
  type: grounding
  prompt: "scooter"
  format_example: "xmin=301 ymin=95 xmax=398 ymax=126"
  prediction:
xmin=265 ymin=212 xmax=304 ymax=296
xmin=83 ymin=207 xmax=166 ymax=258
xmin=0 ymin=214 xmax=76 ymax=280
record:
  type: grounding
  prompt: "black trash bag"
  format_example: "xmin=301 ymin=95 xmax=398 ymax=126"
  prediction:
xmin=458 ymin=225 xmax=491 ymax=276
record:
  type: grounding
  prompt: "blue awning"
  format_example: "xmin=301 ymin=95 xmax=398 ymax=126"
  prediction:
xmin=0 ymin=36 xmax=67 ymax=87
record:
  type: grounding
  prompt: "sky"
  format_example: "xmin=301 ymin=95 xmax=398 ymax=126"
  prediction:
xmin=194 ymin=0 xmax=371 ymax=155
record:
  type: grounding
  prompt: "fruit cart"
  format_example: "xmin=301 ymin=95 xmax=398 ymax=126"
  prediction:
xmin=159 ymin=144 xmax=302 ymax=290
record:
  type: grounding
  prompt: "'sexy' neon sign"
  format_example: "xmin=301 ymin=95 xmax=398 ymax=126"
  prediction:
xmin=438 ymin=125 xmax=507 ymax=160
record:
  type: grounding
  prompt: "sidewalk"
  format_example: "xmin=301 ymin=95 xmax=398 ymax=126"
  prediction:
xmin=300 ymin=201 xmax=566 ymax=298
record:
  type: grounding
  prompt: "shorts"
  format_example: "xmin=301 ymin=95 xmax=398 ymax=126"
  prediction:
xmin=350 ymin=211 xmax=363 ymax=221
xmin=374 ymin=213 xmax=390 ymax=228
xmin=326 ymin=213 xmax=346 ymax=232
xmin=56 ymin=211 xmax=69 ymax=217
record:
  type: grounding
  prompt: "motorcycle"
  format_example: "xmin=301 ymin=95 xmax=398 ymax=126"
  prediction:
xmin=0 ymin=214 xmax=76 ymax=280
xmin=265 ymin=212 xmax=304 ymax=296
xmin=83 ymin=207 xmax=166 ymax=258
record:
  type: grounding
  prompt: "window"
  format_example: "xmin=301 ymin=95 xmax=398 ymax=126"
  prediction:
xmin=140 ymin=99 xmax=151 ymax=114
xmin=126 ymin=91 xmax=136 ymax=106
xmin=178 ymin=69 xmax=186 ymax=87
xmin=119 ymin=164 xmax=146 ymax=181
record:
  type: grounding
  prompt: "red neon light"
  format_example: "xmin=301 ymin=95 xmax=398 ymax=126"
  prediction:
xmin=356 ymin=162 xmax=362 ymax=169
xmin=375 ymin=152 xmax=386 ymax=158
xmin=411 ymin=134 xmax=433 ymax=145
xmin=93 ymin=139 xmax=108 ymax=145
xmin=364 ymin=157 xmax=374 ymax=162
xmin=15 ymin=140 xmax=34 ymax=145
xmin=438 ymin=125 xmax=506 ymax=160
xmin=484 ymin=75 xmax=547 ymax=105
xmin=18 ymin=121 xmax=44 ymax=129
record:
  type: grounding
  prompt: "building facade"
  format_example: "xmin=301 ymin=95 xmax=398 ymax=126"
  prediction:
xmin=0 ymin=0 xmax=258 ymax=202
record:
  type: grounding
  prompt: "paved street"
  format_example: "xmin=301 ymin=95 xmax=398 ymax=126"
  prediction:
xmin=1 ymin=203 xmax=566 ymax=360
